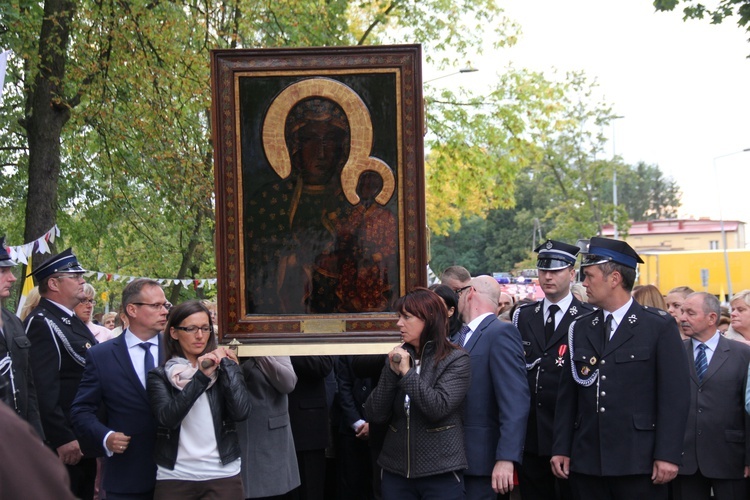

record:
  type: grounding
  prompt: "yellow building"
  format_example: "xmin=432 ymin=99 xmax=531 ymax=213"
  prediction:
xmin=601 ymin=219 xmax=748 ymax=299
xmin=602 ymin=218 xmax=746 ymax=252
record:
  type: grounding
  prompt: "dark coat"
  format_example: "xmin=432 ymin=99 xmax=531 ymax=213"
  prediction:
xmin=458 ymin=314 xmax=530 ymax=474
xmin=679 ymin=335 xmax=750 ymax=479
xmin=552 ymin=302 xmax=691 ymax=476
xmin=513 ymin=297 xmax=593 ymax=455
xmin=25 ymin=298 xmax=97 ymax=449
xmin=364 ymin=342 xmax=471 ymax=478
xmin=288 ymin=356 xmax=334 ymax=451
xmin=147 ymin=358 xmax=251 ymax=469
xmin=1 ymin=307 xmax=43 ymax=437
xmin=70 ymin=332 xmax=160 ymax=495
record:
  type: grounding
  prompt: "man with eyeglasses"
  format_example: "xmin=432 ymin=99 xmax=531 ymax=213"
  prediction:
xmin=24 ymin=248 xmax=98 ymax=500
xmin=551 ymin=237 xmax=690 ymax=500
xmin=513 ymin=240 xmax=593 ymax=500
xmin=71 ymin=278 xmax=169 ymax=500
xmin=440 ymin=265 xmax=471 ymax=293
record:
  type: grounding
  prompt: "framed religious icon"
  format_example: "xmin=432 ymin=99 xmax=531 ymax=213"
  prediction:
xmin=210 ymin=45 xmax=426 ymax=355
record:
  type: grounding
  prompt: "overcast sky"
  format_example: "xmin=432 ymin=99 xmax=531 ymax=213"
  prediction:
xmin=425 ymin=0 xmax=750 ymax=223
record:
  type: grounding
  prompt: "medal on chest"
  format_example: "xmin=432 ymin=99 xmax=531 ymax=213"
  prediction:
xmin=555 ymin=344 xmax=567 ymax=367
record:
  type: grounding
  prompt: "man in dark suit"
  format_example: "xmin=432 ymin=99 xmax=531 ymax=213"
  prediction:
xmin=71 ymin=278 xmax=168 ymax=500
xmin=285 ymin=355 xmax=334 ymax=500
xmin=551 ymin=237 xmax=690 ymax=500
xmin=456 ymin=274 xmax=530 ymax=499
xmin=24 ymin=248 xmax=98 ymax=500
xmin=0 ymin=237 xmax=42 ymax=437
xmin=673 ymin=292 xmax=750 ymax=500
xmin=513 ymin=240 xmax=592 ymax=500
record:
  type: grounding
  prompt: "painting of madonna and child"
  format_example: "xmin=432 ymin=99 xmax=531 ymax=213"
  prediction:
xmin=239 ymin=72 xmax=404 ymax=317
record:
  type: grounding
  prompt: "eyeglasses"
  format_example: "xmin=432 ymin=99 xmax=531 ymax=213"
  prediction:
xmin=456 ymin=285 xmax=472 ymax=297
xmin=80 ymin=299 xmax=96 ymax=305
xmin=173 ymin=325 xmax=212 ymax=335
xmin=132 ymin=302 xmax=172 ymax=311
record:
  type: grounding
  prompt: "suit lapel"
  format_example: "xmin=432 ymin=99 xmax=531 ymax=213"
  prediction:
xmin=525 ymin=302 xmax=546 ymax=351
xmin=702 ymin=335 xmax=729 ymax=384
xmin=684 ymin=339 xmax=700 ymax=385
xmin=464 ymin=315 xmax=494 ymax=353
xmin=603 ymin=304 xmax=637 ymax=357
xmin=549 ymin=298 xmax=584 ymax=349
xmin=114 ymin=334 xmax=150 ymax=403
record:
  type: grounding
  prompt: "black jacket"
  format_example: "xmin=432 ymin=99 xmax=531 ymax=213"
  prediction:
xmin=364 ymin=342 xmax=471 ymax=478
xmin=1 ymin=307 xmax=43 ymax=438
xmin=147 ymin=358 xmax=251 ymax=470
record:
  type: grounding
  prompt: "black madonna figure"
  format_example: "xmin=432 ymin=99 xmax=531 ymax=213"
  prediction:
xmin=247 ymin=97 xmax=351 ymax=315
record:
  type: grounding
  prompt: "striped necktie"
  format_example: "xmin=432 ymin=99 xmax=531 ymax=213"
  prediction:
xmin=456 ymin=325 xmax=470 ymax=347
xmin=695 ymin=343 xmax=708 ymax=382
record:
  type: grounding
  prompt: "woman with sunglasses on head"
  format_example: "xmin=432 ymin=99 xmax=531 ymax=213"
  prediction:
xmin=364 ymin=287 xmax=471 ymax=499
xmin=147 ymin=300 xmax=251 ymax=499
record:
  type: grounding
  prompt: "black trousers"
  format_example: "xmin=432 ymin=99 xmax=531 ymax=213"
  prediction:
xmin=570 ymin=472 xmax=667 ymax=500
xmin=66 ymin=457 xmax=97 ymax=500
xmin=673 ymin=471 xmax=748 ymax=500
xmin=519 ymin=452 xmax=573 ymax=500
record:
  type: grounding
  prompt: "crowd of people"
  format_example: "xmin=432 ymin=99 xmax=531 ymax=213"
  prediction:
xmin=2 ymin=237 xmax=750 ymax=500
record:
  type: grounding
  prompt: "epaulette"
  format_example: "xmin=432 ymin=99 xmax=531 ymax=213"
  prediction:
xmin=572 ymin=308 xmax=598 ymax=322
xmin=642 ymin=306 xmax=669 ymax=317
xmin=512 ymin=300 xmax=542 ymax=327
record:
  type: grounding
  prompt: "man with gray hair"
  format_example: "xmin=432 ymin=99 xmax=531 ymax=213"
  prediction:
xmin=672 ymin=292 xmax=750 ymax=500
xmin=457 ymin=275 xmax=529 ymax=498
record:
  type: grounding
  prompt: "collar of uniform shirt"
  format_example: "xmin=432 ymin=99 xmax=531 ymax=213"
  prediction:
xmin=544 ymin=293 xmax=573 ymax=322
xmin=602 ymin=297 xmax=634 ymax=336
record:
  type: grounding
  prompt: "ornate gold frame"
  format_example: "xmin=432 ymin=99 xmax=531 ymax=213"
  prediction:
xmin=210 ymin=45 xmax=426 ymax=355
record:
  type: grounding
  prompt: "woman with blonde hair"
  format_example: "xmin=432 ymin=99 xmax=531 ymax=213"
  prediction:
xmin=726 ymin=289 xmax=750 ymax=344
xmin=632 ymin=284 xmax=667 ymax=310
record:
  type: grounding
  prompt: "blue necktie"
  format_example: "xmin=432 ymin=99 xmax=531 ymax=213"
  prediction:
xmin=456 ymin=325 xmax=470 ymax=347
xmin=139 ymin=342 xmax=155 ymax=383
xmin=695 ymin=343 xmax=708 ymax=382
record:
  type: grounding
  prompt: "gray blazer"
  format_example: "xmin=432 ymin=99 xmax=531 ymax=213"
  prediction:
xmin=680 ymin=334 xmax=750 ymax=479
xmin=238 ymin=356 xmax=300 ymax=498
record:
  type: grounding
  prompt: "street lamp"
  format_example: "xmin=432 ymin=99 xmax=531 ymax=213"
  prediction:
xmin=424 ymin=67 xmax=479 ymax=84
xmin=714 ymin=147 xmax=750 ymax=301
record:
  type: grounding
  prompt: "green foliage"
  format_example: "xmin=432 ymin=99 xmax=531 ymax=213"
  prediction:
xmin=653 ymin=0 xmax=750 ymax=52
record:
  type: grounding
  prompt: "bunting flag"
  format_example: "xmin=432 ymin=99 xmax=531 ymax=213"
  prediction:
xmin=15 ymin=259 xmax=33 ymax=318
xmin=6 ymin=225 xmax=219 ymax=291
xmin=0 ymin=49 xmax=9 ymax=102
xmin=6 ymin=225 xmax=59 ymax=264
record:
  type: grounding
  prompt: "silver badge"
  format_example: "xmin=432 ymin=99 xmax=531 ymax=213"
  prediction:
xmin=592 ymin=316 xmax=600 ymax=326
xmin=61 ymin=317 xmax=71 ymax=325
xmin=569 ymin=306 xmax=578 ymax=316
xmin=534 ymin=304 xmax=541 ymax=314
xmin=546 ymin=241 xmax=553 ymax=249
xmin=627 ymin=314 xmax=637 ymax=324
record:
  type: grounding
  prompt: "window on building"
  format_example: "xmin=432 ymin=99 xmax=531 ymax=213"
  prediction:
xmin=709 ymin=240 xmax=719 ymax=250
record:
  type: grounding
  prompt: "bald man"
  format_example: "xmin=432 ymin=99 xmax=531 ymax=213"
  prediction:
xmin=457 ymin=276 xmax=530 ymax=499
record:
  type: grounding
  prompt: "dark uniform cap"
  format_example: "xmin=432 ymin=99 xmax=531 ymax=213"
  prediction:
xmin=0 ymin=236 xmax=16 ymax=268
xmin=580 ymin=236 xmax=644 ymax=270
xmin=534 ymin=239 xmax=580 ymax=270
xmin=30 ymin=248 xmax=86 ymax=282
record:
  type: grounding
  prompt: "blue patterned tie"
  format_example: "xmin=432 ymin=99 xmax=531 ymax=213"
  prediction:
xmin=695 ymin=343 xmax=708 ymax=382
xmin=139 ymin=342 xmax=155 ymax=384
xmin=456 ymin=325 xmax=470 ymax=347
